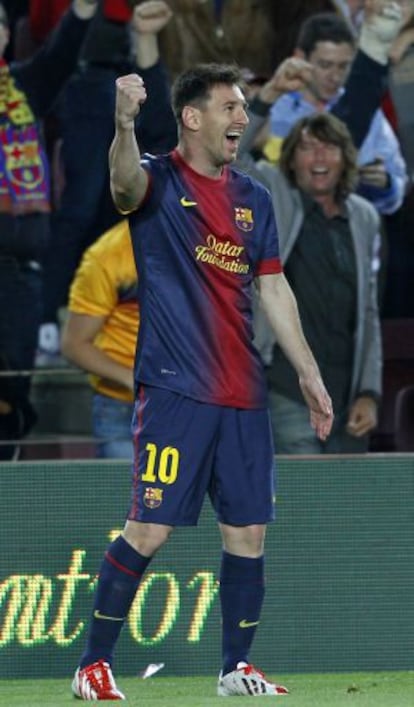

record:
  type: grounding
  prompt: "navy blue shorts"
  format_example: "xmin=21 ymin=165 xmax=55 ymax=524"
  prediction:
xmin=128 ymin=385 xmax=276 ymax=527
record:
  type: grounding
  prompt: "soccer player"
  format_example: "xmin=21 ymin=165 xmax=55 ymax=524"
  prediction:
xmin=72 ymin=63 xmax=333 ymax=700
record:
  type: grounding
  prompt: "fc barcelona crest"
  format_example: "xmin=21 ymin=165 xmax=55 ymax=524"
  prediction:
xmin=234 ymin=207 xmax=254 ymax=232
xmin=143 ymin=487 xmax=163 ymax=509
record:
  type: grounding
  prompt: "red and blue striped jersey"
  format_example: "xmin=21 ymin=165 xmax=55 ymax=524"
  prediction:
xmin=129 ymin=149 xmax=283 ymax=409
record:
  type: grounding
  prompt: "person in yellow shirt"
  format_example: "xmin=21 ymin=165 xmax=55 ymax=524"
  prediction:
xmin=61 ymin=220 xmax=138 ymax=458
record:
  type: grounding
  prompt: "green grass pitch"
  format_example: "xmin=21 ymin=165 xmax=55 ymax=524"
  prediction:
xmin=1 ymin=671 xmax=413 ymax=706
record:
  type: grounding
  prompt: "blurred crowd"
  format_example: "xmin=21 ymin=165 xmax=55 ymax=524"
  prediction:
xmin=1 ymin=0 xmax=414 ymax=459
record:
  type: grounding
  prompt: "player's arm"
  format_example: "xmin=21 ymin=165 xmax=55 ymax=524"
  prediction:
xmin=61 ymin=313 xmax=134 ymax=391
xmin=256 ymin=271 xmax=333 ymax=440
xmin=109 ymin=74 xmax=149 ymax=214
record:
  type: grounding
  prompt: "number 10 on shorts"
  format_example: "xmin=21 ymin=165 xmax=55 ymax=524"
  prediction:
xmin=142 ymin=442 xmax=180 ymax=484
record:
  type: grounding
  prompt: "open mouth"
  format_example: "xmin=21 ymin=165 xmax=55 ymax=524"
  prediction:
xmin=311 ymin=167 xmax=329 ymax=176
xmin=225 ymin=130 xmax=242 ymax=148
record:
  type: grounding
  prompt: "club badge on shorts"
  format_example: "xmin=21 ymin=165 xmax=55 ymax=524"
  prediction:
xmin=143 ymin=487 xmax=163 ymax=509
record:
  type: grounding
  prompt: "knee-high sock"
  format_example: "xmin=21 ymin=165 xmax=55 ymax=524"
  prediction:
xmin=219 ymin=551 xmax=265 ymax=675
xmin=80 ymin=535 xmax=151 ymax=668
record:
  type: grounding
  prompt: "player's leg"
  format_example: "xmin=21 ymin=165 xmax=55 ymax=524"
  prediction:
xmin=72 ymin=386 xmax=176 ymax=700
xmin=72 ymin=522 xmax=168 ymax=700
xmin=212 ymin=407 xmax=288 ymax=696
xmin=77 ymin=521 xmax=172 ymax=667
xmin=73 ymin=385 xmax=221 ymax=700
xmin=218 ymin=523 xmax=267 ymax=672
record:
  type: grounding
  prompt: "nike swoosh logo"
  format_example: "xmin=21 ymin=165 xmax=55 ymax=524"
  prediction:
xmin=239 ymin=619 xmax=260 ymax=629
xmin=94 ymin=610 xmax=125 ymax=622
xmin=180 ymin=196 xmax=197 ymax=207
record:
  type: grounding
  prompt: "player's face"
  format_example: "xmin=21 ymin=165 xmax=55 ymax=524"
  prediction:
xmin=305 ymin=41 xmax=354 ymax=103
xmin=197 ymin=84 xmax=249 ymax=167
xmin=291 ymin=129 xmax=344 ymax=199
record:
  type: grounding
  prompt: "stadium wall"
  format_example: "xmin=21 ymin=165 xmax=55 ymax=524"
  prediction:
xmin=1 ymin=456 xmax=413 ymax=678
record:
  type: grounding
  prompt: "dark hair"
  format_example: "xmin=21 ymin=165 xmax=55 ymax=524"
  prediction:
xmin=296 ymin=12 xmax=355 ymax=56
xmin=279 ymin=112 xmax=358 ymax=199
xmin=171 ymin=63 xmax=242 ymax=127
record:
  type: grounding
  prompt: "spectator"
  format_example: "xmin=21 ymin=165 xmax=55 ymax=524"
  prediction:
xmin=267 ymin=7 xmax=407 ymax=215
xmin=254 ymin=113 xmax=382 ymax=453
xmin=236 ymin=3 xmax=404 ymax=452
xmin=37 ymin=0 xmax=176 ymax=364
xmin=238 ymin=7 xmax=394 ymax=167
xmin=239 ymin=2 xmax=402 ymax=175
xmin=0 ymin=0 xmax=98 ymax=460
xmin=61 ymin=220 xmax=137 ymax=459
